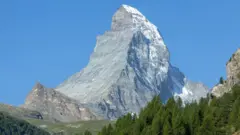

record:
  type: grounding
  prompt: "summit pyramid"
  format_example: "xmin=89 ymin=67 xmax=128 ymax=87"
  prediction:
xmin=55 ymin=5 xmax=209 ymax=119
xmin=23 ymin=5 xmax=209 ymax=120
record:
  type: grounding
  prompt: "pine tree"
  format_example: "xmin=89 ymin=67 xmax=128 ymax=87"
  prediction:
xmin=229 ymin=97 xmax=240 ymax=125
xmin=232 ymin=85 xmax=240 ymax=99
xmin=151 ymin=110 xmax=163 ymax=135
xmin=191 ymin=108 xmax=201 ymax=134
xmin=100 ymin=126 xmax=108 ymax=135
xmin=163 ymin=120 xmax=171 ymax=135
xmin=84 ymin=130 xmax=92 ymax=135
xmin=172 ymin=114 xmax=185 ymax=135
xmin=97 ymin=84 xmax=240 ymax=135
xmin=235 ymin=110 xmax=240 ymax=130
xmin=139 ymin=96 xmax=162 ymax=126
xmin=198 ymin=115 xmax=215 ymax=135
xmin=107 ymin=124 xmax=113 ymax=133
xmin=219 ymin=77 xmax=224 ymax=84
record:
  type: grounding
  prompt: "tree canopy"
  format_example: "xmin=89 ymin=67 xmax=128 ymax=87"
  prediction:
xmin=0 ymin=111 xmax=50 ymax=135
xmin=98 ymin=85 xmax=240 ymax=135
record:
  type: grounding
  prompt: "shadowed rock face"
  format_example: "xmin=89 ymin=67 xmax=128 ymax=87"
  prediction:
xmin=212 ymin=49 xmax=240 ymax=97
xmin=55 ymin=5 xmax=209 ymax=120
xmin=23 ymin=82 xmax=97 ymax=122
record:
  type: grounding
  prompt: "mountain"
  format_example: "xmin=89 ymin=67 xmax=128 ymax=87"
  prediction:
xmin=212 ymin=48 xmax=240 ymax=97
xmin=54 ymin=5 xmax=209 ymax=120
xmin=97 ymin=48 xmax=240 ymax=135
xmin=22 ymin=82 xmax=97 ymax=122
xmin=97 ymin=80 xmax=240 ymax=135
xmin=0 ymin=102 xmax=111 ymax=135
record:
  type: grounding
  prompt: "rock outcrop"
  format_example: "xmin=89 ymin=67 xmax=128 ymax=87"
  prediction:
xmin=22 ymin=82 xmax=96 ymax=122
xmin=212 ymin=49 xmax=240 ymax=97
xmin=55 ymin=5 xmax=209 ymax=119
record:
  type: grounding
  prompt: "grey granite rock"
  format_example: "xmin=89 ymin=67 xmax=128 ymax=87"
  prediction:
xmin=55 ymin=5 xmax=209 ymax=119
xmin=212 ymin=48 xmax=240 ymax=97
xmin=23 ymin=82 xmax=97 ymax=122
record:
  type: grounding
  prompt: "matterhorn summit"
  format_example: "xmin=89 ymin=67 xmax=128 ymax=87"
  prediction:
xmin=33 ymin=5 xmax=209 ymax=120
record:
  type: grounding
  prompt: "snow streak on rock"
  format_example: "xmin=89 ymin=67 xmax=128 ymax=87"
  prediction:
xmin=56 ymin=5 xmax=209 ymax=119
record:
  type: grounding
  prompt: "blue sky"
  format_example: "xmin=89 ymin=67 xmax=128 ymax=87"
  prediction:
xmin=0 ymin=0 xmax=239 ymax=106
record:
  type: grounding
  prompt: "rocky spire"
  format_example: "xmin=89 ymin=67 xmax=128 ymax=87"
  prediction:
xmin=111 ymin=5 xmax=164 ymax=46
xmin=111 ymin=4 xmax=145 ymax=30
xmin=55 ymin=4 xmax=208 ymax=119
xmin=32 ymin=81 xmax=44 ymax=91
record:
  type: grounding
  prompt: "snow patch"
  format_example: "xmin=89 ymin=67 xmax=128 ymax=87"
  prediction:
xmin=122 ymin=4 xmax=143 ymax=16
xmin=174 ymin=87 xmax=194 ymax=103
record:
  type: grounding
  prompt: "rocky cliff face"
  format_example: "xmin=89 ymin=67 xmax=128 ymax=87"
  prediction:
xmin=22 ymin=82 xmax=96 ymax=122
xmin=212 ymin=49 xmax=240 ymax=97
xmin=55 ymin=5 xmax=209 ymax=120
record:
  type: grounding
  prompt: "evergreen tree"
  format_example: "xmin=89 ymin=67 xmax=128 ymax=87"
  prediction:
xmin=191 ymin=108 xmax=201 ymax=134
xmin=219 ymin=77 xmax=224 ymax=84
xmin=198 ymin=115 xmax=215 ymax=135
xmin=172 ymin=114 xmax=185 ymax=135
xmin=0 ymin=112 xmax=50 ymax=135
xmin=229 ymin=97 xmax=240 ymax=125
xmin=97 ymin=85 xmax=240 ymax=135
xmin=163 ymin=120 xmax=172 ymax=135
xmin=84 ymin=130 xmax=92 ymax=135
xmin=139 ymin=96 xmax=162 ymax=126
xmin=151 ymin=110 xmax=163 ymax=135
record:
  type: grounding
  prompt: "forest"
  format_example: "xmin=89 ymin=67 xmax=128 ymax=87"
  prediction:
xmin=2 ymin=85 xmax=240 ymax=135
xmin=0 ymin=111 xmax=50 ymax=135
xmin=97 ymin=84 xmax=240 ymax=135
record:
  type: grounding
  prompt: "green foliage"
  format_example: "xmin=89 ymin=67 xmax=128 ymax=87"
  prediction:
xmin=84 ymin=130 xmax=92 ymax=135
xmin=98 ymin=85 xmax=240 ymax=135
xmin=198 ymin=115 xmax=215 ymax=135
xmin=0 ymin=111 xmax=50 ymax=135
xmin=237 ymin=73 xmax=240 ymax=80
xmin=219 ymin=77 xmax=224 ymax=84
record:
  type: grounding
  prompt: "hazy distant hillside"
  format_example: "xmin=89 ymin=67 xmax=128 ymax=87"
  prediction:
xmin=0 ymin=111 xmax=50 ymax=135
xmin=0 ymin=103 xmax=49 ymax=121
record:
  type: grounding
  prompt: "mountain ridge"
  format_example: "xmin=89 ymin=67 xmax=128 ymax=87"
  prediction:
xmin=22 ymin=82 xmax=97 ymax=122
xmin=22 ymin=4 xmax=209 ymax=121
xmin=54 ymin=5 xmax=209 ymax=120
xmin=212 ymin=48 xmax=240 ymax=97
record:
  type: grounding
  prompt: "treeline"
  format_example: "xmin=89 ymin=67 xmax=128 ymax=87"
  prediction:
xmin=97 ymin=85 xmax=240 ymax=135
xmin=0 ymin=111 xmax=50 ymax=135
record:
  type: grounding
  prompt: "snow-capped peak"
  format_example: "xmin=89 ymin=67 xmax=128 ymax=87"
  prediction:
xmin=112 ymin=4 xmax=164 ymax=46
xmin=55 ymin=5 xmax=209 ymax=120
xmin=121 ymin=4 xmax=144 ymax=17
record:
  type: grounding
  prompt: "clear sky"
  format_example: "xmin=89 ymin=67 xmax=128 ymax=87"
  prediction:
xmin=0 ymin=0 xmax=239 ymax=106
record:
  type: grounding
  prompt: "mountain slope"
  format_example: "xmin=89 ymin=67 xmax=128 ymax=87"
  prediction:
xmin=22 ymin=82 xmax=97 ymax=122
xmin=55 ymin=5 xmax=209 ymax=119
xmin=0 ymin=103 xmax=46 ymax=121
xmin=98 ymin=84 xmax=240 ymax=135
xmin=212 ymin=49 xmax=240 ymax=97
xmin=26 ymin=118 xmax=113 ymax=135
xmin=0 ymin=111 xmax=50 ymax=135
xmin=97 ymin=48 xmax=240 ymax=135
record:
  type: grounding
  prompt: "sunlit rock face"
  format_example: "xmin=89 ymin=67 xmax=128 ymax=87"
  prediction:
xmin=212 ymin=49 xmax=240 ymax=97
xmin=55 ymin=5 xmax=209 ymax=119
xmin=23 ymin=82 xmax=96 ymax=122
